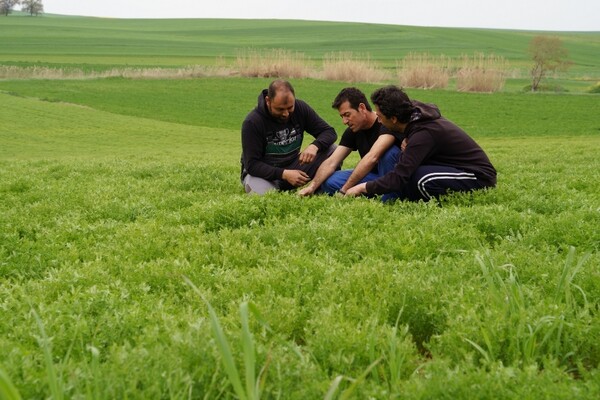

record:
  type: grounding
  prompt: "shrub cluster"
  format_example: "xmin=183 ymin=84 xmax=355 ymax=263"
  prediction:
xmin=1 ymin=50 xmax=511 ymax=92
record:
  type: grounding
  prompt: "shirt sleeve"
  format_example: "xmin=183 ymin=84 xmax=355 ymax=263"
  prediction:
xmin=365 ymin=129 xmax=435 ymax=194
xmin=297 ymin=100 xmax=337 ymax=151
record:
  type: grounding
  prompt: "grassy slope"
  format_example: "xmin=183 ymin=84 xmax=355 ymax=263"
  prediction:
xmin=1 ymin=77 xmax=598 ymax=139
xmin=0 ymin=90 xmax=238 ymax=160
xmin=1 ymin=15 xmax=599 ymax=75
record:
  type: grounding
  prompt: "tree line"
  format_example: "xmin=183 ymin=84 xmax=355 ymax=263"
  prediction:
xmin=1 ymin=0 xmax=43 ymax=16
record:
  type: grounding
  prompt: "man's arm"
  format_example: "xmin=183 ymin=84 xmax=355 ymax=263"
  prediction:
xmin=299 ymin=146 xmax=352 ymax=196
xmin=340 ymin=134 xmax=396 ymax=193
xmin=297 ymin=100 xmax=337 ymax=151
xmin=365 ymin=130 xmax=433 ymax=195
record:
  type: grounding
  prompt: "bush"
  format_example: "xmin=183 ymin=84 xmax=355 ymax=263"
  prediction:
xmin=522 ymin=83 xmax=568 ymax=93
xmin=587 ymin=82 xmax=600 ymax=94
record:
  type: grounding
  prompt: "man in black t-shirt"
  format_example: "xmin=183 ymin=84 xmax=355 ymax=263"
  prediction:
xmin=299 ymin=87 xmax=402 ymax=199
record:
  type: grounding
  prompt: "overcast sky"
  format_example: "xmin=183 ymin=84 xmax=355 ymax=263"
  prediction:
xmin=41 ymin=0 xmax=599 ymax=31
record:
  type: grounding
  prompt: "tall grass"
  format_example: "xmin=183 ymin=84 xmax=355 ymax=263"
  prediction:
xmin=456 ymin=53 xmax=507 ymax=92
xmin=397 ymin=53 xmax=450 ymax=89
xmin=31 ymin=308 xmax=64 ymax=400
xmin=0 ymin=65 xmax=232 ymax=80
xmin=235 ymin=48 xmax=311 ymax=78
xmin=0 ymin=367 xmax=22 ymax=400
xmin=321 ymin=52 xmax=390 ymax=83
xmin=465 ymin=248 xmax=591 ymax=367
xmin=185 ymin=277 xmax=269 ymax=400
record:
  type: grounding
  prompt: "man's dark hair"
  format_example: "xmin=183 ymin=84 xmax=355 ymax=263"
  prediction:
xmin=268 ymin=79 xmax=295 ymax=99
xmin=370 ymin=85 xmax=413 ymax=123
xmin=332 ymin=87 xmax=372 ymax=112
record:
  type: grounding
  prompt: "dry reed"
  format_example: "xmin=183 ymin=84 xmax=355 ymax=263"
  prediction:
xmin=397 ymin=53 xmax=450 ymax=89
xmin=321 ymin=52 xmax=390 ymax=83
xmin=0 ymin=65 xmax=232 ymax=80
xmin=234 ymin=48 xmax=311 ymax=79
xmin=455 ymin=53 xmax=507 ymax=92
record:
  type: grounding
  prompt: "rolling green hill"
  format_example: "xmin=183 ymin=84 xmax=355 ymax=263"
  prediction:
xmin=1 ymin=14 xmax=599 ymax=77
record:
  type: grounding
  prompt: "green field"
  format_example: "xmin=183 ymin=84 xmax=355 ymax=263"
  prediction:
xmin=1 ymin=15 xmax=600 ymax=400
xmin=1 ymin=14 xmax=600 ymax=84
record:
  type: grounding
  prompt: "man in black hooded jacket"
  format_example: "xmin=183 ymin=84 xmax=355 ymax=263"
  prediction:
xmin=345 ymin=85 xmax=496 ymax=201
xmin=241 ymin=80 xmax=338 ymax=194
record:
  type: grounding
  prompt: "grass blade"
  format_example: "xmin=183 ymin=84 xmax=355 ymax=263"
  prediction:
xmin=0 ymin=367 xmax=22 ymax=400
xmin=31 ymin=308 xmax=63 ymax=400
xmin=324 ymin=375 xmax=344 ymax=400
xmin=183 ymin=276 xmax=247 ymax=400
xmin=240 ymin=301 xmax=257 ymax=400
xmin=339 ymin=358 xmax=382 ymax=400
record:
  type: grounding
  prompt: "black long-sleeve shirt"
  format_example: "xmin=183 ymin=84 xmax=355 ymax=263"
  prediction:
xmin=241 ymin=90 xmax=337 ymax=181
xmin=366 ymin=101 xmax=496 ymax=194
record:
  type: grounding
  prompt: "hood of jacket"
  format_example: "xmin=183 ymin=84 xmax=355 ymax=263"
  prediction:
xmin=408 ymin=100 xmax=442 ymax=124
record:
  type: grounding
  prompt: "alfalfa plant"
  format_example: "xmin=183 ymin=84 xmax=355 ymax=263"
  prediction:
xmin=184 ymin=277 xmax=270 ymax=400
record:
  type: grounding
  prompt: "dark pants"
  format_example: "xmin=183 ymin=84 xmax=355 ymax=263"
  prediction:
xmin=385 ymin=165 xmax=487 ymax=202
xmin=243 ymin=144 xmax=337 ymax=194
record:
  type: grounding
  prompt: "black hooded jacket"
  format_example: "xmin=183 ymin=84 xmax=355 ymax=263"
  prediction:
xmin=366 ymin=101 xmax=497 ymax=194
xmin=241 ymin=90 xmax=337 ymax=181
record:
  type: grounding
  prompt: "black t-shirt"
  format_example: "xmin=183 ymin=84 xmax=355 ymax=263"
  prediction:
xmin=339 ymin=120 xmax=400 ymax=173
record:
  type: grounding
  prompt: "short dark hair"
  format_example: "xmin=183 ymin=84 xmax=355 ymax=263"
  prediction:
xmin=332 ymin=87 xmax=372 ymax=112
xmin=370 ymin=85 xmax=413 ymax=123
xmin=268 ymin=79 xmax=295 ymax=100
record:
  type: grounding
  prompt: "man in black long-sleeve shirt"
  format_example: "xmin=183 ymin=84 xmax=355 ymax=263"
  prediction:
xmin=345 ymin=86 xmax=496 ymax=202
xmin=241 ymin=80 xmax=338 ymax=194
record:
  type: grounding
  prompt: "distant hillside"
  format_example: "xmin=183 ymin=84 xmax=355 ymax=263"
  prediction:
xmin=1 ymin=14 xmax=598 ymax=76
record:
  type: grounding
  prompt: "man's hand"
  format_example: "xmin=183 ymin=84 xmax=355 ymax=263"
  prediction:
xmin=282 ymin=169 xmax=311 ymax=187
xmin=401 ymin=138 xmax=408 ymax=151
xmin=298 ymin=183 xmax=316 ymax=196
xmin=344 ymin=183 xmax=367 ymax=197
xmin=299 ymin=144 xmax=319 ymax=165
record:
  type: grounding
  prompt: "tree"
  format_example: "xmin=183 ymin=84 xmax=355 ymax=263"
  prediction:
xmin=0 ymin=0 xmax=20 ymax=16
xmin=528 ymin=35 xmax=571 ymax=92
xmin=21 ymin=0 xmax=43 ymax=16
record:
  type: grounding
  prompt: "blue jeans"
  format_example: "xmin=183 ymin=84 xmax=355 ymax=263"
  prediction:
xmin=321 ymin=145 xmax=400 ymax=200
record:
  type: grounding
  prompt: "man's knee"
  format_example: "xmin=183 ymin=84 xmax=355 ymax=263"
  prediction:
xmin=322 ymin=170 xmax=352 ymax=195
xmin=378 ymin=145 xmax=401 ymax=174
xmin=243 ymin=175 xmax=278 ymax=195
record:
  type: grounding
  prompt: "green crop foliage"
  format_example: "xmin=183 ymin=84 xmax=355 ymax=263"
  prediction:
xmin=0 ymin=19 xmax=599 ymax=398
